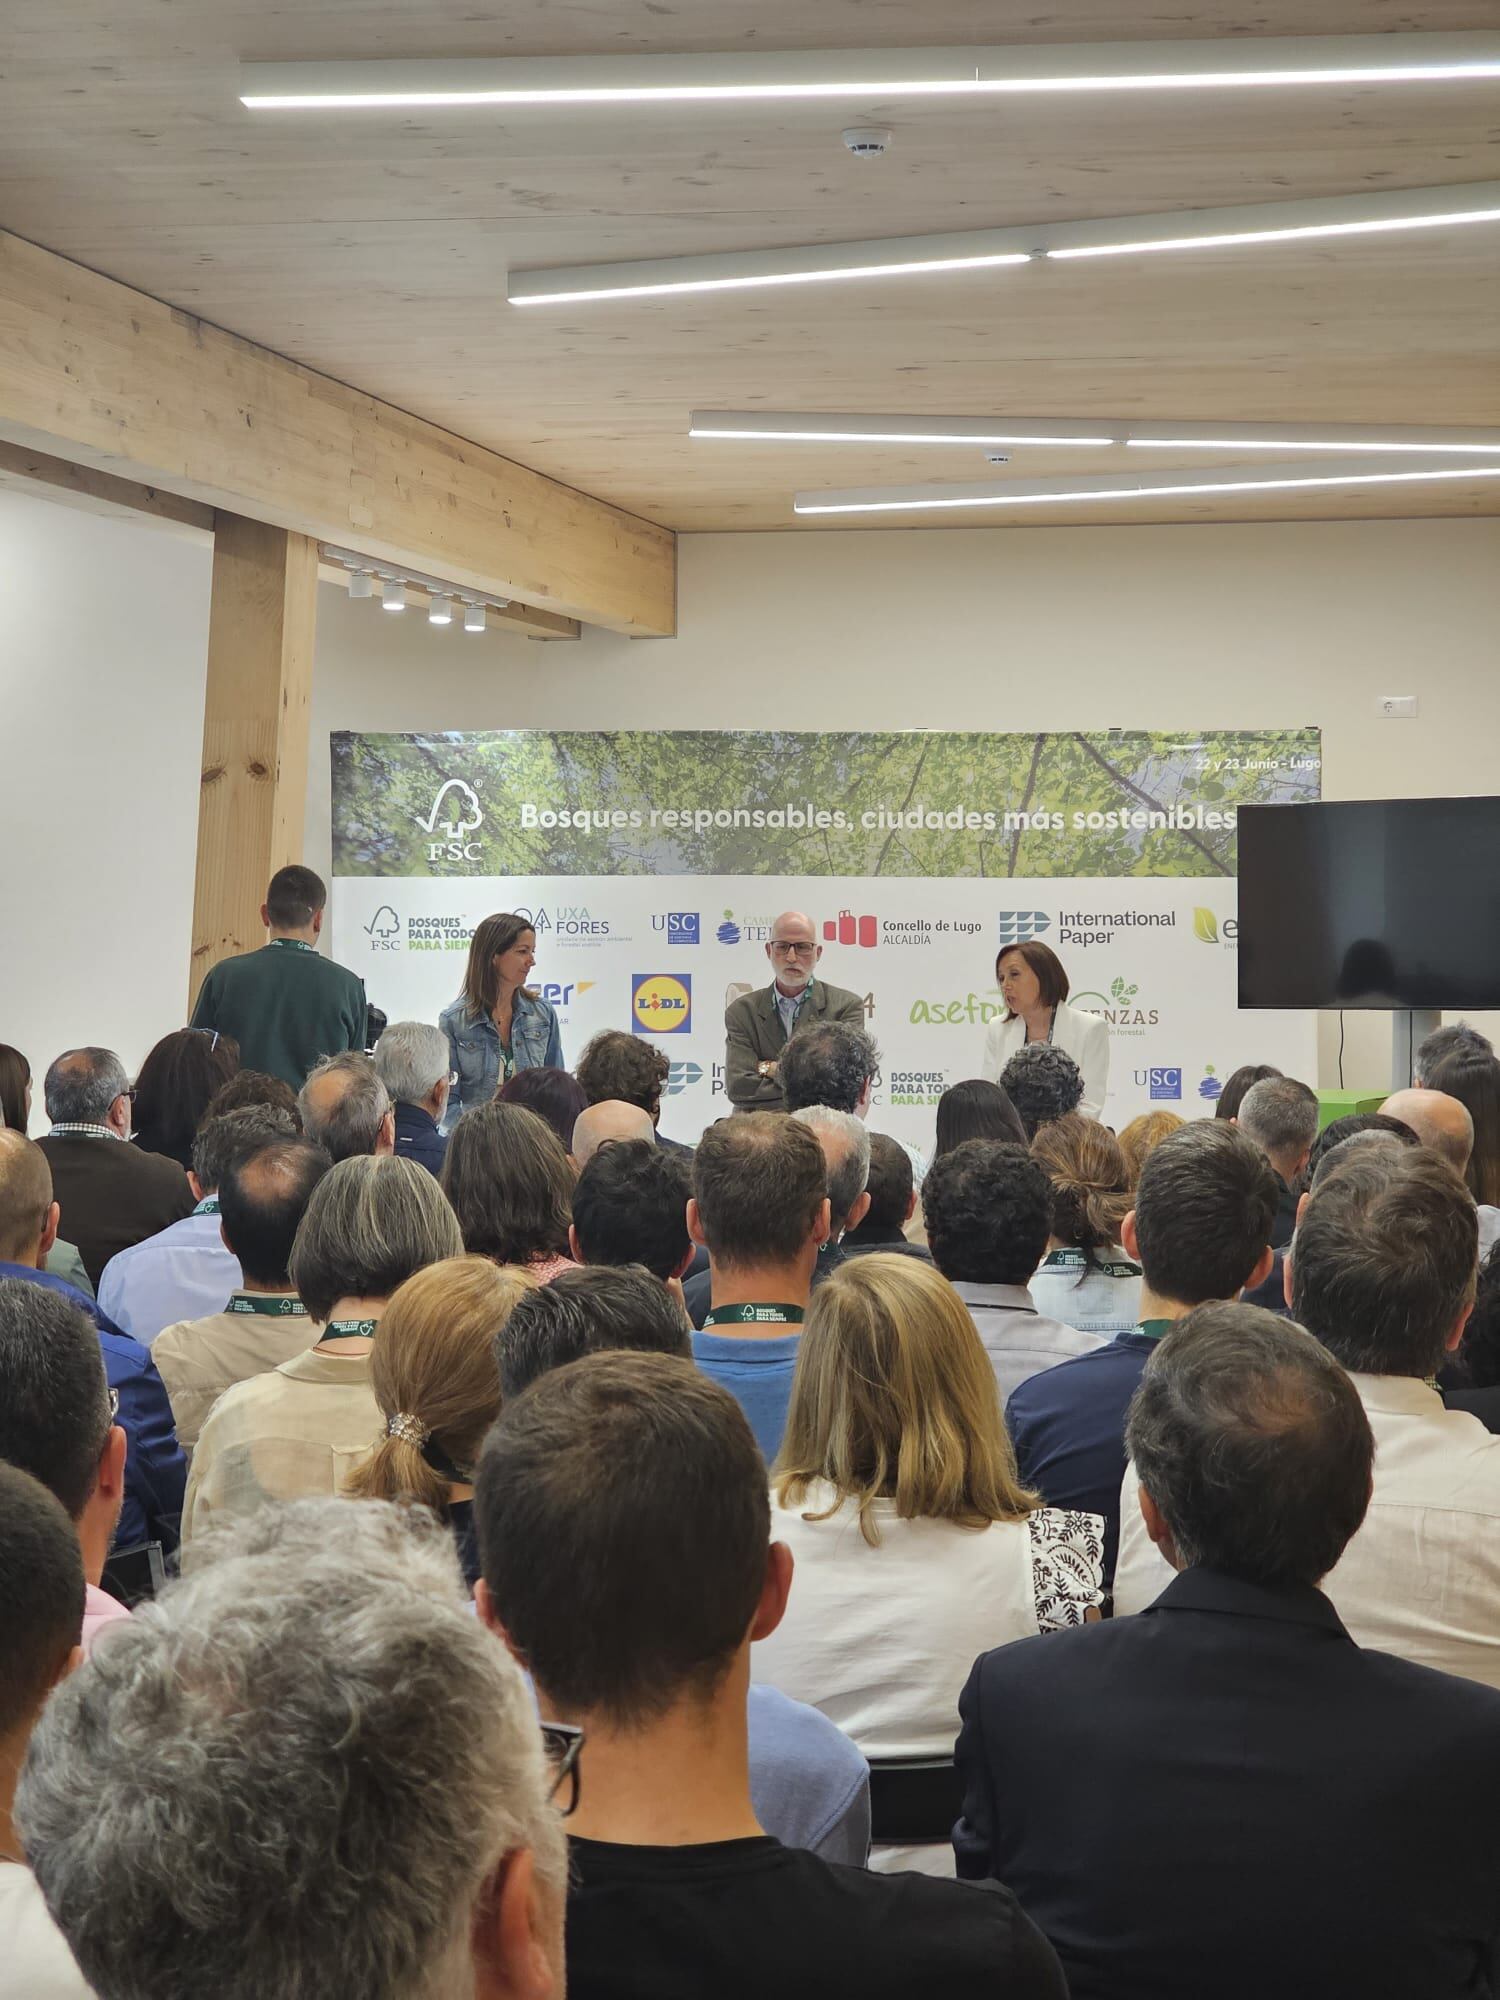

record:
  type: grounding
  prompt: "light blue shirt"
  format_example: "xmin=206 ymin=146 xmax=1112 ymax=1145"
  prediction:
xmin=97 ymin=1209 xmax=241 ymax=1344
xmin=747 ymin=1684 xmax=870 ymax=1866
xmin=691 ymin=1327 xmax=801 ymax=1464
xmin=773 ymin=979 xmax=812 ymax=1041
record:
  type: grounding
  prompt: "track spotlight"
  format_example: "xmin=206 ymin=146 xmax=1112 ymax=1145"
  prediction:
xmin=381 ymin=577 xmax=407 ymax=612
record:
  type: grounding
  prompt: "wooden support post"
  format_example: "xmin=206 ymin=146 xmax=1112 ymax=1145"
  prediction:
xmin=188 ymin=514 xmax=318 ymax=1009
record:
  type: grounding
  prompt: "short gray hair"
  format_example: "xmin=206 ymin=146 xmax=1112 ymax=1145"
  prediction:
xmin=43 ymin=1048 xmax=128 ymax=1125
xmin=374 ymin=1022 xmax=450 ymax=1108
xmin=1236 ymin=1076 xmax=1319 ymax=1164
xmin=792 ymin=1105 xmax=871 ymax=1232
xmin=1415 ymin=1021 xmax=1492 ymax=1088
xmin=18 ymin=1499 xmax=565 ymax=2000
xmin=288 ymin=1154 xmax=462 ymax=1322
xmin=298 ymin=1052 xmax=391 ymax=1161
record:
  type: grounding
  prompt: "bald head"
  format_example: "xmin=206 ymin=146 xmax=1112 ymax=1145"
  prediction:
xmin=0 ymin=1129 xmax=55 ymax=1263
xmin=572 ymin=1100 xmax=656 ymax=1167
xmin=1380 ymin=1088 xmax=1474 ymax=1172
xmin=297 ymin=1054 xmax=392 ymax=1163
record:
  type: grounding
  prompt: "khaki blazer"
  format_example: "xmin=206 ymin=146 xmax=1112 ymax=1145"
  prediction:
xmin=724 ymin=980 xmax=868 ymax=1110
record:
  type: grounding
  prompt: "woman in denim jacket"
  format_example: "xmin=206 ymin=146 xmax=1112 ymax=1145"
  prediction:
xmin=439 ymin=913 xmax=564 ymax=1126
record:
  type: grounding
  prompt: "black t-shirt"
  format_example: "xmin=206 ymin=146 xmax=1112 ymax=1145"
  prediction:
xmin=565 ymin=1835 xmax=1067 ymax=2000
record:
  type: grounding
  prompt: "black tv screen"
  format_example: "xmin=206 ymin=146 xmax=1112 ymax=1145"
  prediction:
xmin=1238 ymin=797 xmax=1500 ymax=1011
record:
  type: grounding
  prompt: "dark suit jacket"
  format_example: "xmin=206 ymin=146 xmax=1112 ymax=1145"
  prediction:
xmin=955 ymin=1566 xmax=1500 ymax=2000
xmin=723 ymin=981 xmax=868 ymax=1110
xmin=37 ymin=1135 xmax=194 ymax=1291
xmin=393 ymin=1100 xmax=447 ymax=1178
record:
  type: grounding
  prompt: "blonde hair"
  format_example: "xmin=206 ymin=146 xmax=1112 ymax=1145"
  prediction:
xmin=1118 ymin=1110 xmax=1186 ymax=1189
xmin=344 ymin=1256 xmax=535 ymax=1511
xmin=775 ymin=1254 xmax=1037 ymax=1546
xmin=1030 ymin=1113 xmax=1132 ymax=1250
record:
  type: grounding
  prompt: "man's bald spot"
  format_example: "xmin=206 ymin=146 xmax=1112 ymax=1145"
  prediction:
xmin=572 ymin=1100 xmax=657 ymax=1166
xmin=0 ymin=1128 xmax=54 ymax=1259
xmin=1380 ymin=1088 xmax=1474 ymax=1172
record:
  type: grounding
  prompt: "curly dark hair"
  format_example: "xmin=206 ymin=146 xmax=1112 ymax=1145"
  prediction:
xmin=572 ymin=1140 xmax=692 ymax=1281
xmin=998 ymin=1043 xmax=1084 ymax=1140
xmin=779 ymin=1022 xmax=880 ymax=1115
xmin=922 ymin=1139 xmax=1053 ymax=1286
xmin=574 ymin=1030 xmax=670 ymax=1118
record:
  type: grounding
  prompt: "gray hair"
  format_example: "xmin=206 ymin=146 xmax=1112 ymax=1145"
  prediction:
xmin=1236 ymin=1075 xmax=1319 ymax=1165
xmin=18 ymin=1499 xmax=565 ymax=2000
xmin=298 ymin=1052 xmax=391 ymax=1161
xmin=374 ymin=1022 xmax=451 ymax=1108
xmin=43 ymin=1048 xmax=129 ymax=1126
xmin=1415 ymin=1021 xmax=1492 ymax=1088
xmin=288 ymin=1154 xmax=462 ymax=1322
xmin=792 ymin=1105 xmax=871 ymax=1233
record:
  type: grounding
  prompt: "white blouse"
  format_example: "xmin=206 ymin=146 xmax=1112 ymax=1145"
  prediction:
xmin=980 ymin=1001 xmax=1111 ymax=1121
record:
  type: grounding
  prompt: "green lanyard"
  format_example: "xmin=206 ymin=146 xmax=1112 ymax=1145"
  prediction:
xmin=192 ymin=1196 xmax=221 ymax=1216
xmin=225 ymin=1293 xmax=307 ymax=1318
xmin=701 ymin=1304 xmax=805 ymax=1329
xmin=268 ymin=938 xmax=315 ymax=954
xmin=1135 ymin=1319 xmax=1176 ymax=1341
xmin=322 ymin=1318 xmax=378 ymax=1340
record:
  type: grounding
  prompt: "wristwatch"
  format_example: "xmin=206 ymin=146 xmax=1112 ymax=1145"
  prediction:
xmin=757 ymin=1060 xmax=777 ymax=1078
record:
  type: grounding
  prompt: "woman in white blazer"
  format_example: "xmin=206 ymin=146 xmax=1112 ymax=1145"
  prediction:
xmin=979 ymin=939 xmax=1110 ymax=1121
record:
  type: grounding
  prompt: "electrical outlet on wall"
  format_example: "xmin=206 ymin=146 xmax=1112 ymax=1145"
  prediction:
xmin=1379 ymin=696 xmax=1419 ymax=718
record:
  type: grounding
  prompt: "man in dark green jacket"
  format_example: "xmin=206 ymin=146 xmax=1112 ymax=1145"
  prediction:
xmin=724 ymin=909 xmax=866 ymax=1112
xmin=190 ymin=867 xmax=367 ymax=1091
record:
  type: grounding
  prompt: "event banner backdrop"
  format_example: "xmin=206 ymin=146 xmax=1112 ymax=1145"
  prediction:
xmin=332 ymin=728 xmax=1322 ymax=1148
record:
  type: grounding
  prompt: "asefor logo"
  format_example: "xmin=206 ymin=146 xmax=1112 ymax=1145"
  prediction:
xmin=1193 ymin=907 xmax=1239 ymax=946
xmin=666 ymin=1060 xmax=704 ymax=1096
xmin=632 ymin=974 xmax=692 ymax=1035
xmin=998 ymin=911 xmax=1051 ymax=946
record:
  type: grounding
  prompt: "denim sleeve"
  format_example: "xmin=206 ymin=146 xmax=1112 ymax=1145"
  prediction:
xmin=543 ymin=1007 xmax=564 ymax=1070
xmin=113 ymin=1353 xmax=188 ymax=1556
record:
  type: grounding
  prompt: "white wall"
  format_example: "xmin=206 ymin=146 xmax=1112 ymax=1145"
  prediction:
xmin=4 ymin=481 xmax=1497 ymax=1106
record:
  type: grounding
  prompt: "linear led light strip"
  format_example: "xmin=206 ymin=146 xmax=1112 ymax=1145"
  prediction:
xmin=507 ymin=182 xmax=1500 ymax=305
xmin=239 ymin=34 xmax=1500 ymax=108
xmin=690 ymin=413 xmax=1500 ymax=455
xmin=792 ymin=462 xmax=1500 ymax=516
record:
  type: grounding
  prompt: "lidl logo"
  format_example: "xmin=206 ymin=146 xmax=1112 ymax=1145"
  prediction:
xmin=632 ymin=974 xmax=692 ymax=1035
xmin=654 ymin=912 xmax=701 ymax=944
xmin=666 ymin=1060 xmax=704 ymax=1096
xmin=1149 ymin=1067 xmax=1183 ymax=1101
xmin=998 ymin=911 xmax=1051 ymax=945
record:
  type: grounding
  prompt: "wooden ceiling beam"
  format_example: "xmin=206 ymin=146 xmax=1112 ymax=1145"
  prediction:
xmin=0 ymin=229 xmax=675 ymax=635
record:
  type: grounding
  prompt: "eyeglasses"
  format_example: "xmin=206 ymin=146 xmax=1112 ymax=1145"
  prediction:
xmin=769 ymin=941 xmax=817 ymax=958
xmin=539 ymin=1721 xmax=584 ymax=1817
xmin=107 ymin=1388 xmax=120 ymax=1421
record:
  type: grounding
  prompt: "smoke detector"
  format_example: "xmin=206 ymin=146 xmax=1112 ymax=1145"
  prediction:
xmin=984 ymin=451 xmax=1012 ymax=466
xmin=841 ymin=127 xmax=893 ymax=157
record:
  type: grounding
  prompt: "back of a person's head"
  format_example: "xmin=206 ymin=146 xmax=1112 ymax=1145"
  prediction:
xmin=0 ymin=1462 xmax=85 ymax=1739
xmin=476 ymin=1351 xmax=765 ymax=1725
xmin=219 ymin=1136 xmax=332 ymax=1290
xmin=131 ymin=1028 xmax=241 ymax=1165
xmin=574 ymin=1029 xmax=669 ymax=1115
xmin=265 ymin=863 xmax=326 ymax=929
xmin=288 ymin=1154 xmax=462 ymax=1323
xmin=43 ymin=1047 xmax=127 ymax=1126
xmin=1292 ymin=1145 xmax=1478 ymax=1377
xmin=19 ymin=1498 xmax=564 ymax=2000
xmin=190 ymin=1104 xmax=297 ymax=1197
xmin=779 ymin=1021 xmax=879 ymax=1115
xmin=1117 ymin=1109 xmax=1185 ymax=1189
xmin=922 ymin=1138 xmax=1052 ymax=1286
xmin=441 ymin=1100 xmax=573 ymax=1265
xmin=571 ymin=1139 xmax=690 ymax=1280
xmin=691 ymin=1112 xmax=826 ymax=1270
xmin=1306 ymin=1110 xmax=1419 ymax=1189
xmin=497 ymin=1066 xmax=590 ymax=1154
xmin=0 ymin=1279 xmax=111 ymax=1520
xmin=496 ymin=1263 xmax=690 ymax=1400
xmin=571 ymin=1099 xmax=657 ymax=1166
xmin=203 ymin=1068 xmax=300 ymax=1128
xmin=0 ymin=1128 xmax=52 ymax=1262
xmin=847 ymin=1132 xmax=913 ymax=1240
xmin=1236 ymin=1075 xmax=1319 ymax=1169
xmin=1416 ymin=1021 xmax=1493 ymax=1089
xmin=933 ymin=1077 xmax=1027 ymax=1157
xmin=346 ymin=1256 xmax=533 ymax=1511
xmin=298 ymin=1052 xmax=391 ymax=1162
xmin=0 ymin=1044 xmax=30 ymax=1133
xmin=1213 ymin=1062 xmax=1283 ymax=1122
xmin=778 ymin=1253 xmax=1033 ymax=1542
xmin=999 ymin=1043 xmax=1084 ymax=1139
xmin=373 ymin=1020 xmax=450 ymax=1110
xmin=1133 ymin=1121 xmax=1279 ymax=1306
xmin=791 ymin=1104 xmax=870 ymax=1234
xmin=1377 ymin=1087 xmax=1474 ymax=1172
xmin=1126 ymin=1301 xmax=1373 ymax=1589
xmin=1309 ymin=1127 xmax=1414 ymax=1188
xmin=1429 ymin=1047 xmax=1500 ymax=1208
xmin=1029 ymin=1114 xmax=1131 ymax=1252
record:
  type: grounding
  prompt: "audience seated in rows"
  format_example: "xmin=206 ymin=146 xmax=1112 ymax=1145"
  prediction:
xmin=498 ymin=1065 xmax=590 ymax=1156
xmin=128 ymin=1026 xmax=241 ymax=1172
xmin=1115 ymin=1108 xmax=1183 ymax=1188
xmin=923 ymin=1138 xmax=1102 ymax=1399
xmin=346 ymin=1255 xmax=533 ymax=1588
xmin=574 ymin=1029 xmax=691 ymax=1155
xmin=497 ymin=1263 xmax=690 ymax=1399
xmin=999 ymin=1044 xmax=1083 ymax=1141
xmin=1028 ymin=1115 xmax=1142 ymax=1334
xmin=958 ymin=1303 xmax=1500 ymax=2000
xmin=1008 ymin=1120 xmax=1277 ymax=1582
xmin=298 ymin=1049 xmax=394 ymax=1162
xmin=183 ymin=1154 xmax=461 ymax=1541
xmin=756 ymin=1253 xmax=1102 ymax=1877
xmin=0 ymin=1142 xmax=184 ymax=1552
xmin=475 ymin=1352 xmax=1067 ymax=1999
xmin=1211 ymin=1061 xmax=1282 ymax=1121
xmin=99 ymin=1103 xmax=295 ymax=1341
xmin=569 ymin=1139 xmax=694 ymax=1285
xmin=840 ymin=1133 xmax=931 ymax=1260
xmin=150 ymin=1132 xmax=331 ymax=1454
xmin=37 ymin=1048 xmax=192 ymax=1289
xmin=934 ymin=1078 xmax=1027 ymax=1155
xmin=443 ymin=1100 xmax=576 ymax=1281
xmin=0 ymin=1283 xmax=129 ymax=1656
xmin=571 ymin=1099 xmax=655 ymax=1165
xmin=374 ymin=1018 xmax=451 ymax=1177
xmin=1234 ymin=1074 xmax=1318 ymax=1248
xmin=20 ymin=1500 xmax=567 ymax=2000
xmin=0 ymin=1462 xmax=91 ymax=1999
